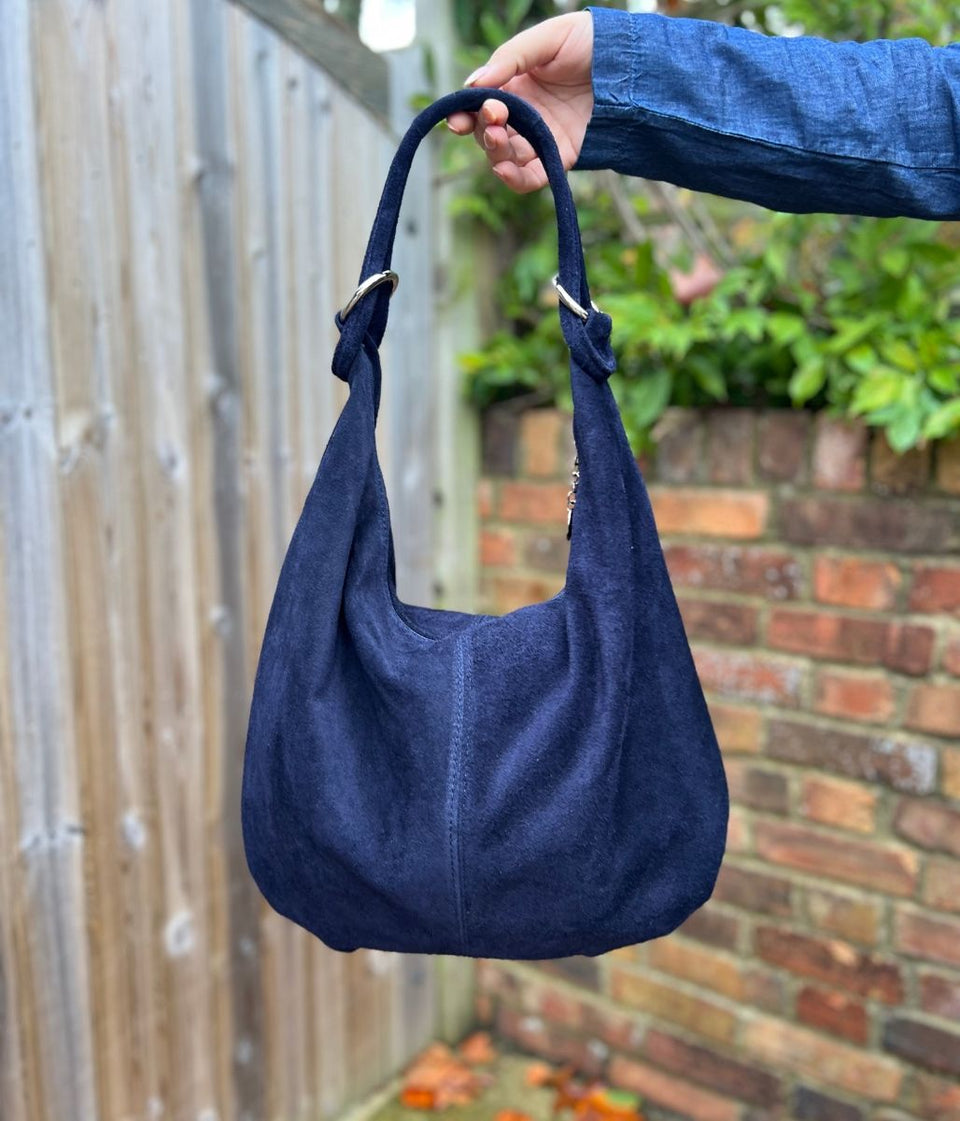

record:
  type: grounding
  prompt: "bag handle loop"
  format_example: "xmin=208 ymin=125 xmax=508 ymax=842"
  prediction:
xmin=332 ymin=88 xmax=615 ymax=385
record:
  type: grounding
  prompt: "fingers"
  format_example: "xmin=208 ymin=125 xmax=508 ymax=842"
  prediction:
xmin=464 ymin=15 xmax=571 ymax=90
xmin=492 ymin=158 xmax=548 ymax=195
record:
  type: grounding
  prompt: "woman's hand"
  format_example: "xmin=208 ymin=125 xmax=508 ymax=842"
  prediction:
xmin=445 ymin=12 xmax=594 ymax=193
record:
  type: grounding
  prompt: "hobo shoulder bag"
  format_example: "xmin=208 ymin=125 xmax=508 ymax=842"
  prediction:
xmin=241 ymin=88 xmax=729 ymax=960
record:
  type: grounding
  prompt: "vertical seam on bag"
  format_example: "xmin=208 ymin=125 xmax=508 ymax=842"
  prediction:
xmin=447 ymin=634 xmax=469 ymax=955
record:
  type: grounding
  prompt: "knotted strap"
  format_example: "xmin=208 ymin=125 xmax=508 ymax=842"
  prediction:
xmin=332 ymin=88 xmax=615 ymax=385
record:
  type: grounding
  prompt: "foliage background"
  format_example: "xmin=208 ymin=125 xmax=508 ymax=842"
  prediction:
xmin=445 ymin=0 xmax=960 ymax=453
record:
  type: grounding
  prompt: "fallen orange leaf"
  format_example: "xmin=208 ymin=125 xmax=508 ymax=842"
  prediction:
xmin=525 ymin=1061 xmax=556 ymax=1086
xmin=494 ymin=1111 xmax=533 ymax=1121
xmin=458 ymin=1030 xmax=498 ymax=1065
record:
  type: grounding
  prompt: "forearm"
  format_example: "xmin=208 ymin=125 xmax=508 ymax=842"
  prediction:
xmin=576 ymin=7 xmax=960 ymax=220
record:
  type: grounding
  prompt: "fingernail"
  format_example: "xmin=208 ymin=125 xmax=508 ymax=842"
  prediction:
xmin=483 ymin=131 xmax=495 ymax=150
xmin=464 ymin=65 xmax=488 ymax=87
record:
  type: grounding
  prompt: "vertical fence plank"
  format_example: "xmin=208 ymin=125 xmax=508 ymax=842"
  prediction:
xmin=187 ymin=2 xmax=266 ymax=1119
xmin=0 ymin=3 xmax=99 ymax=1119
xmin=2 ymin=3 xmax=458 ymax=1118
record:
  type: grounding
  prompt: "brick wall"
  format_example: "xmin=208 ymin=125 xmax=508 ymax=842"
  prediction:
xmin=474 ymin=404 xmax=960 ymax=1121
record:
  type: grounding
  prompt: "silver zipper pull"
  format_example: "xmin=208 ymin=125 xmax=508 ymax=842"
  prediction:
xmin=565 ymin=454 xmax=580 ymax=541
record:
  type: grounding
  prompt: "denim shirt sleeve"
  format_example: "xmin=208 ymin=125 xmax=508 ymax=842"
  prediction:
xmin=575 ymin=7 xmax=960 ymax=220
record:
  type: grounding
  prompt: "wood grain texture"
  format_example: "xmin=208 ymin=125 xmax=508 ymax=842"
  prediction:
xmin=1 ymin=1 xmax=472 ymax=1118
xmin=227 ymin=0 xmax=391 ymax=125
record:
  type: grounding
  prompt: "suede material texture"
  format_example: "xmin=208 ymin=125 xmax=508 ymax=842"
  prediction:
xmin=241 ymin=89 xmax=729 ymax=959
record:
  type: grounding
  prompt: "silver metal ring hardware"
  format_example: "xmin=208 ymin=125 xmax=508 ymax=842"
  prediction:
xmin=552 ymin=274 xmax=601 ymax=321
xmin=339 ymin=270 xmax=399 ymax=321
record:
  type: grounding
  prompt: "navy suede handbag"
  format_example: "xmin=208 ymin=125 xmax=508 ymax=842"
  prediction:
xmin=241 ymin=89 xmax=729 ymax=960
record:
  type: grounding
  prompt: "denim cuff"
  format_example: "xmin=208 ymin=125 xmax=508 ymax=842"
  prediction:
xmin=576 ymin=6 xmax=644 ymax=171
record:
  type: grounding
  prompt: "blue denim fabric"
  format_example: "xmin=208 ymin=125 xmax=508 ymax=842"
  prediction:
xmin=577 ymin=7 xmax=960 ymax=219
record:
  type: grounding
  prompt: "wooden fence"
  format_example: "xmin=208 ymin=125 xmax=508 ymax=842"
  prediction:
xmin=0 ymin=2 xmax=474 ymax=1119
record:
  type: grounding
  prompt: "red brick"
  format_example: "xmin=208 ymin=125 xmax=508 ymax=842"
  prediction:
xmin=805 ymin=887 xmax=882 ymax=947
xmin=894 ymin=906 xmax=960 ymax=968
xmin=498 ymin=480 xmax=571 ymax=524
xmin=678 ymin=598 xmax=760 ymax=645
xmin=754 ymin=820 xmax=918 ymax=896
xmin=706 ymin=410 xmax=755 ymax=485
xmin=882 ymin=1016 xmax=960 ymax=1078
xmin=813 ymin=670 xmax=896 ymax=724
xmin=679 ymin=904 xmax=741 ymax=951
xmin=726 ymin=805 xmax=750 ymax=854
xmin=649 ymin=487 xmax=769 ymax=539
xmin=779 ymin=495 xmax=956 ymax=553
xmin=663 ymin=543 xmax=803 ymax=600
xmin=912 ymin=1072 xmax=960 ymax=1121
xmin=725 ymin=760 xmax=789 ymax=814
xmin=694 ymin=648 xmax=804 ymax=707
xmin=757 ymin=410 xmax=811 ymax=483
xmin=910 ymin=565 xmax=960 ymax=613
xmin=714 ymin=864 xmax=792 ymax=917
xmin=520 ymin=408 xmax=563 ymax=477
xmin=944 ymin=637 xmax=960 ymax=677
xmin=813 ymin=556 xmax=901 ymax=610
xmin=481 ymin=406 xmax=520 ymax=475
xmin=579 ymin=1001 xmax=645 ymax=1053
xmin=741 ymin=1013 xmax=902 ymax=1101
xmin=523 ymin=533 xmax=568 ymax=573
xmin=477 ymin=478 xmax=494 ymax=519
xmin=495 ymin=1005 xmax=606 ymax=1076
xmin=528 ymin=987 xmax=582 ymax=1029
xmin=936 ymin=435 xmax=960 ymax=494
xmin=647 ymin=937 xmax=747 ymax=1001
xmin=919 ymin=971 xmax=960 ymax=1018
xmin=708 ymin=703 xmax=763 ymax=755
xmin=609 ymin=969 xmax=737 ymax=1044
xmin=813 ymin=417 xmax=867 ymax=491
xmin=488 ymin=575 xmax=564 ymax=615
xmin=532 ymin=957 xmax=600 ymax=991
xmin=475 ymin=989 xmax=494 ymax=1025
xmin=653 ymin=409 xmax=705 ymax=483
xmin=894 ymin=797 xmax=960 ymax=858
xmin=800 ymin=775 xmax=877 ymax=834
xmin=475 ymin=959 xmax=522 ymax=1000
xmin=767 ymin=609 xmax=934 ymax=674
xmin=767 ymin=718 xmax=937 ymax=794
xmin=870 ymin=432 xmax=931 ymax=495
xmin=943 ymin=747 xmax=960 ymax=798
xmin=641 ymin=1029 xmax=782 ymax=1107
xmin=743 ymin=966 xmax=786 ymax=1014
xmin=906 ymin=683 xmax=960 ymax=737
xmin=885 ymin=621 xmax=937 ymax=675
xmin=608 ymin=1055 xmax=742 ymax=1121
xmin=755 ymin=926 xmax=903 ymax=1003
xmin=792 ymin=1086 xmax=864 ymax=1121
xmin=479 ymin=527 xmax=516 ymax=568
xmin=796 ymin=985 xmax=869 ymax=1044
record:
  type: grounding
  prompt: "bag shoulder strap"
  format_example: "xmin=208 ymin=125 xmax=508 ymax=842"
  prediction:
xmin=332 ymin=88 xmax=615 ymax=386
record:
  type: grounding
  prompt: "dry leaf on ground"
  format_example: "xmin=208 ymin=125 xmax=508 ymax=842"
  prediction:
xmin=400 ymin=1041 xmax=494 ymax=1110
xmin=458 ymin=1030 xmax=498 ymax=1065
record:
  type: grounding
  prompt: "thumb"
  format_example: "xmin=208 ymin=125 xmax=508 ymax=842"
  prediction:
xmin=465 ymin=17 xmax=570 ymax=88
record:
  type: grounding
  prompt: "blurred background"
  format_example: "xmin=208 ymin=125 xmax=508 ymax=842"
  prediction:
xmin=1 ymin=2 xmax=958 ymax=1120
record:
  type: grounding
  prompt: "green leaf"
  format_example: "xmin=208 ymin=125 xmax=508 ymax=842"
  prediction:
xmin=928 ymin=366 xmax=960 ymax=395
xmin=622 ymin=367 xmax=673 ymax=428
xmin=887 ymin=408 xmax=923 ymax=453
xmin=789 ymin=358 xmax=826 ymax=404
xmin=881 ymin=338 xmax=919 ymax=372
xmin=850 ymin=367 xmax=904 ymax=415
xmin=923 ymin=398 xmax=960 ymax=441
xmin=880 ymin=247 xmax=910 ymax=277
